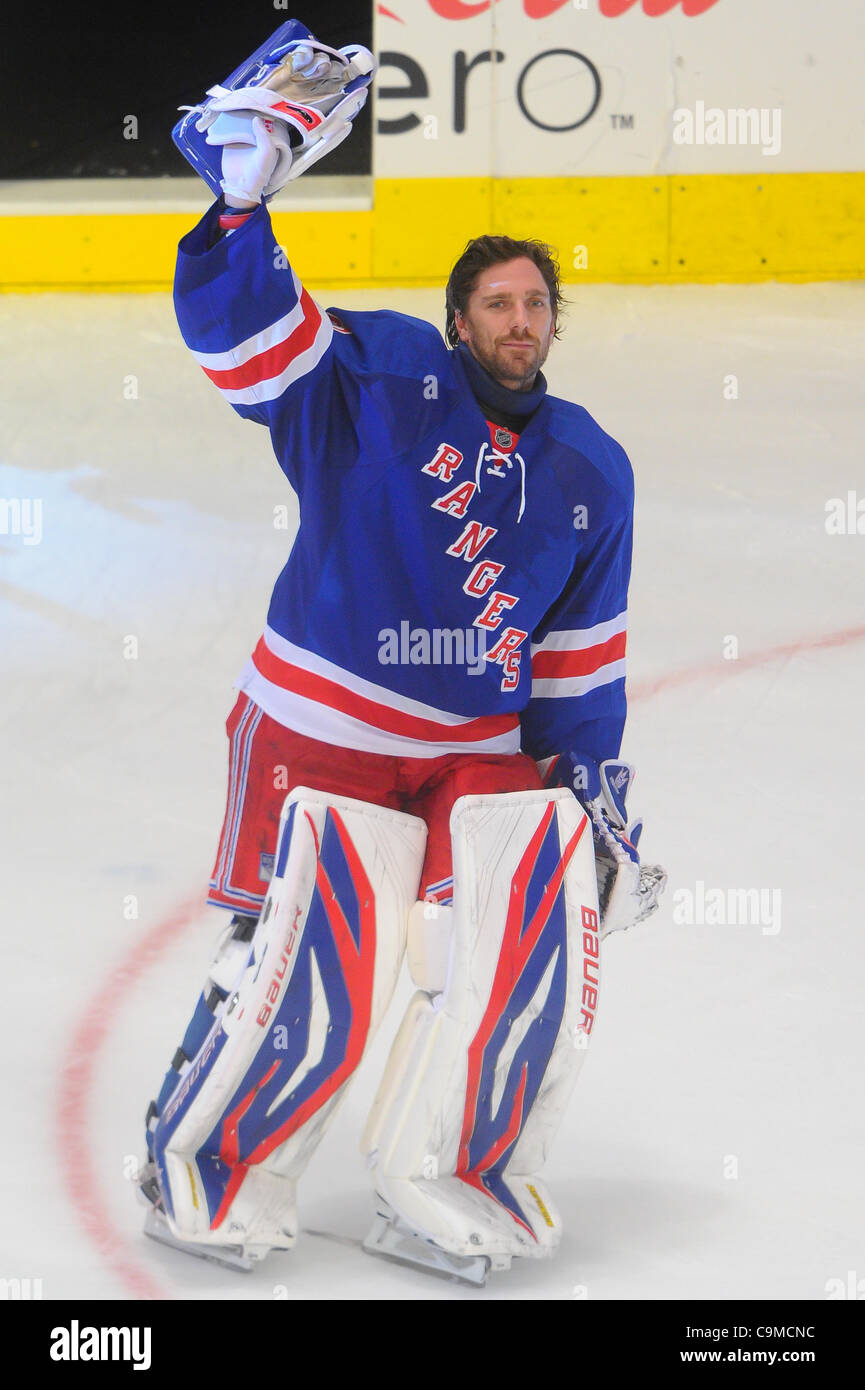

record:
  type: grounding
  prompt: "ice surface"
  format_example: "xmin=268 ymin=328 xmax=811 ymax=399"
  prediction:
xmin=1 ymin=278 xmax=863 ymax=1301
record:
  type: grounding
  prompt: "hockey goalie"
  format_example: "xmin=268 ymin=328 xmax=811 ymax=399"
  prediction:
xmin=137 ymin=19 xmax=666 ymax=1287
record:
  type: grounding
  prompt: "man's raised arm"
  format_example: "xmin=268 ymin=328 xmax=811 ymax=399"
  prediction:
xmin=169 ymin=21 xmax=376 ymax=485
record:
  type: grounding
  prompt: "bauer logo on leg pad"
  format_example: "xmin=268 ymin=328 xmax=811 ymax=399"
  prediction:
xmin=578 ymin=904 xmax=600 ymax=1034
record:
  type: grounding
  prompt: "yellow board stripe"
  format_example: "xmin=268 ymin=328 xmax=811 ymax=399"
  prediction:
xmin=1 ymin=172 xmax=862 ymax=291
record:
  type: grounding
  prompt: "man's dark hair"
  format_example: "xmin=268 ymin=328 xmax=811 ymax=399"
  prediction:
xmin=444 ymin=234 xmax=565 ymax=348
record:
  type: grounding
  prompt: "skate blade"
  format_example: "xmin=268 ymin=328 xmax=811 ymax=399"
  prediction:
xmin=361 ymin=1208 xmax=510 ymax=1289
xmin=142 ymin=1205 xmax=257 ymax=1273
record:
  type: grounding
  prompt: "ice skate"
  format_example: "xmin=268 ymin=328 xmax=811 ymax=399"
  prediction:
xmin=137 ymin=1160 xmax=268 ymax=1273
xmin=362 ymin=1197 xmax=511 ymax=1288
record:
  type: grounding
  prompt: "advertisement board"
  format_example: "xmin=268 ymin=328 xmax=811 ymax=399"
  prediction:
xmin=375 ymin=0 xmax=865 ymax=177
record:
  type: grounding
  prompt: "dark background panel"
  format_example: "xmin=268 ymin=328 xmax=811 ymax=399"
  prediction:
xmin=1 ymin=2 xmax=372 ymax=178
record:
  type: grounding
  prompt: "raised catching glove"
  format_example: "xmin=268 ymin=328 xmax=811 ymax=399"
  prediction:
xmin=173 ymin=19 xmax=376 ymax=201
xmin=540 ymin=752 xmax=666 ymax=938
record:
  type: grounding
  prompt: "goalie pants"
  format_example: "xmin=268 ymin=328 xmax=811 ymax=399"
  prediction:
xmin=209 ymin=692 xmax=544 ymax=915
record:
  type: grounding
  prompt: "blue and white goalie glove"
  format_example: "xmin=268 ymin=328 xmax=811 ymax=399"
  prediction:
xmin=173 ymin=19 xmax=376 ymax=202
xmin=541 ymin=754 xmax=666 ymax=938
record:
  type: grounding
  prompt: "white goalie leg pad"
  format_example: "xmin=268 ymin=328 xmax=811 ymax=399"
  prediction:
xmin=362 ymin=789 xmax=599 ymax=1264
xmin=152 ymin=787 xmax=426 ymax=1255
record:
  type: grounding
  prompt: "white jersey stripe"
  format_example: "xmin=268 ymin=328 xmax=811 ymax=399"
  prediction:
xmin=531 ymin=609 xmax=627 ymax=656
xmin=190 ymin=269 xmax=307 ymax=371
xmin=216 ymin=311 xmax=334 ymax=406
xmin=261 ymin=625 xmax=499 ymax=731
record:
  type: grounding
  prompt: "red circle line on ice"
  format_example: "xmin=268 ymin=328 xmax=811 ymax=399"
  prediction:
xmin=56 ymin=618 xmax=865 ymax=1297
xmin=56 ymin=895 xmax=204 ymax=1301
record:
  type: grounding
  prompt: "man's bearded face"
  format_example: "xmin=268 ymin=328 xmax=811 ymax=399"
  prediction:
xmin=455 ymin=257 xmax=557 ymax=391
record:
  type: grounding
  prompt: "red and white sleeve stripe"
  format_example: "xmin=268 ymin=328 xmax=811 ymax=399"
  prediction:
xmin=189 ymin=268 xmax=334 ymax=407
xmin=530 ymin=610 xmax=627 ymax=699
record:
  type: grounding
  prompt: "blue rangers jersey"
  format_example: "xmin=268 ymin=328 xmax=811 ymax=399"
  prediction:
xmin=174 ymin=200 xmax=633 ymax=769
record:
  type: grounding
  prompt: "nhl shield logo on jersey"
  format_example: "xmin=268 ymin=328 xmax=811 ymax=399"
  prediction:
xmin=494 ymin=427 xmax=515 ymax=451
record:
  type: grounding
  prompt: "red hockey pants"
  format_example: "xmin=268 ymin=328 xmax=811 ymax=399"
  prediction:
xmin=209 ymin=693 xmax=543 ymax=915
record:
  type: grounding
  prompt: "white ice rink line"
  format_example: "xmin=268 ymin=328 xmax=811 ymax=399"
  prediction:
xmin=1 ymin=280 xmax=864 ymax=1301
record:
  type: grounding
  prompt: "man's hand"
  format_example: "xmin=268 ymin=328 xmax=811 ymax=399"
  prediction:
xmin=211 ymin=115 xmax=290 ymax=207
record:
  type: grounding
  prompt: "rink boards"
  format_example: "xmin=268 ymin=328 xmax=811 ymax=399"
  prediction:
xmin=1 ymin=171 xmax=863 ymax=290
